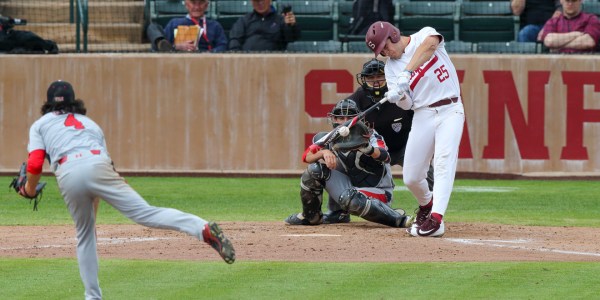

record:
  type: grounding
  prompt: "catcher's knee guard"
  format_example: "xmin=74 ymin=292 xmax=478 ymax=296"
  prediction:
xmin=298 ymin=163 xmax=330 ymax=225
xmin=338 ymin=188 xmax=409 ymax=228
xmin=306 ymin=162 xmax=330 ymax=184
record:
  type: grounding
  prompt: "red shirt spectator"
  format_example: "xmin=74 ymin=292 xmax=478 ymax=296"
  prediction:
xmin=540 ymin=0 xmax=600 ymax=53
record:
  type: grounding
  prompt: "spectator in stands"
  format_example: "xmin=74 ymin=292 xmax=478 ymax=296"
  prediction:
xmin=228 ymin=0 xmax=300 ymax=52
xmin=540 ymin=0 xmax=600 ymax=53
xmin=511 ymin=0 xmax=562 ymax=42
xmin=146 ymin=0 xmax=227 ymax=52
xmin=348 ymin=0 xmax=394 ymax=36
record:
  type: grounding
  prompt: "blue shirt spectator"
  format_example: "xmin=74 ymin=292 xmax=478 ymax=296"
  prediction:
xmin=163 ymin=15 xmax=228 ymax=52
xmin=146 ymin=0 xmax=227 ymax=53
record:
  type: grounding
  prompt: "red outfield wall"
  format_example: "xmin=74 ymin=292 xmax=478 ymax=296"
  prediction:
xmin=0 ymin=54 xmax=598 ymax=176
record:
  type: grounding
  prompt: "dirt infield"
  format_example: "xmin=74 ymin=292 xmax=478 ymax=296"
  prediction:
xmin=1 ymin=222 xmax=599 ymax=262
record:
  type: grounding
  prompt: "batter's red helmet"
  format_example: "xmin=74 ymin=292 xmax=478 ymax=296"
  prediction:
xmin=365 ymin=21 xmax=401 ymax=57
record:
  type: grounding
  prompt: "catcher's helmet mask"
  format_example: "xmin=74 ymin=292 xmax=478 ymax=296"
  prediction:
xmin=357 ymin=59 xmax=388 ymax=99
xmin=365 ymin=21 xmax=401 ymax=57
xmin=328 ymin=99 xmax=360 ymax=128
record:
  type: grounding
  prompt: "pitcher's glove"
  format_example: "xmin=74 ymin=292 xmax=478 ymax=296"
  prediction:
xmin=8 ymin=163 xmax=46 ymax=211
xmin=332 ymin=121 xmax=372 ymax=152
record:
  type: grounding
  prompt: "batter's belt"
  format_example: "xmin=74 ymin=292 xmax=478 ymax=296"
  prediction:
xmin=428 ymin=97 xmax=459 ymax=108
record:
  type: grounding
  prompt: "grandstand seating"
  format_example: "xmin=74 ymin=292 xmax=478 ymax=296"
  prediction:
xmin=0 ymin=0 xmax=147 ymax=52
xmin=7 ymin=0 xmax=595 ymax=53
xmin=286 ymin=40 xmax=343 ymax=53
xmin=583 ymin=2 xmax=600 ymax=17
xmin=214 ymin=1 xmax=254 ymax=38
xmin=279 ymin=0 xmax=335 ymax=41
xmin=476 ymin=41 xmax=540 ymax=54
xmin=152 ymin=0 xmax=188 ymax=27
xmin=397 ymin=1 xmax=459 ymax=41
xmin=444 ymin=40 xmax=475 ymax=53
xmin=336 ymin=0 xmax=364 ymax=42
xmin=346 ymin=40 xmax=370 ymax=53
xmin=459 ymin=1 xmax=519 ymax=42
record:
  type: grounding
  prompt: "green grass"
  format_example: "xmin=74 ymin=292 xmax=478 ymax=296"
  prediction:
xmin=1 ymin=176 xmax=599 ymax=227
xmin=1 ymin=259 xmax=599 ymax=300
xmin=1 ymin=176 xmax=600 ymax=299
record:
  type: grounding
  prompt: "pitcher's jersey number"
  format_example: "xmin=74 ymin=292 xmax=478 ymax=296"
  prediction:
xmin=64 ymin=114 xmax=85 ymax=130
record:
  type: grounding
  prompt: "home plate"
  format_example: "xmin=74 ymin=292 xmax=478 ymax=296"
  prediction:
xmin=283 ymin=234 xmax=342 ymax=237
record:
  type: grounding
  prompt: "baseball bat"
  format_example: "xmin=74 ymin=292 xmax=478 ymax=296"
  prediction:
xmin=309 ymin=97 xmax=389 ymax=152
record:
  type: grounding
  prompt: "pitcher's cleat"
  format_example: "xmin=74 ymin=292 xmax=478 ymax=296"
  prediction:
xmin=203 ymin=222 xmax=236 ymax=264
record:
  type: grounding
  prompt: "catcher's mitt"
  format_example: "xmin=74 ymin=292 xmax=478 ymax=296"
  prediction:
xmin=8 ymin=163 xmax=47 ymax=211
xmin=331 ymin=121 xmax=372 ymax=152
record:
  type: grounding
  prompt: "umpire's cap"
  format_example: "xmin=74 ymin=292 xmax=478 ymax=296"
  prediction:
xmin=47 ymin=80 xmax=75 ymax=104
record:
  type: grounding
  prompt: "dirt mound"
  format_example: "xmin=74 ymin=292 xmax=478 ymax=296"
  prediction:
xmin=1 ymin=222 xmax=599 ymax=262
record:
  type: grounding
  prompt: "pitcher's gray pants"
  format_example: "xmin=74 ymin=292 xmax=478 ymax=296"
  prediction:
xmin=56 ymin=155 xmax=207 ymax=300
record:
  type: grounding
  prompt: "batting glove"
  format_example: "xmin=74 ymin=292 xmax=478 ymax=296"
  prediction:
xmin=384 ymin=89 xmax=403 ymax=104
xmin=397 ymin=70 xmax=413 ymax=92
xmin=396 ymin=90 xmax=414 ymax=110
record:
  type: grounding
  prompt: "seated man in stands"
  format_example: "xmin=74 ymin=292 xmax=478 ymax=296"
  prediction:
xmin=540 ymin=0 xmax=600 ymax=53
xmin=228 ymin=0 xmax=300 ymax=52
xmin=146 ymin=0 xmax=227 ymax=52
xmin=511 ymin=0 xmax=561 ymax=43
xmin=347 ymin=0 xmax=394 ymax=36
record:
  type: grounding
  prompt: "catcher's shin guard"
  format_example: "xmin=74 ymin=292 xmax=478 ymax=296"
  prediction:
xmin=298 ymin=189 xmax=323 ymax=224
xmin=298 ymin=164 xmax=329 ymax=224
xmin=339 ymin=188 xmax=410 ymax=228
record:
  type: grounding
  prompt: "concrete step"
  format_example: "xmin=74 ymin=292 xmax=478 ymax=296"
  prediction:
xmin=59 ymin=42 xmax=150 ymax=53
xmin=21 ymin=22 xmax=144 ymax=44
xmin=0 ymin=1 xmax=145 ymax=24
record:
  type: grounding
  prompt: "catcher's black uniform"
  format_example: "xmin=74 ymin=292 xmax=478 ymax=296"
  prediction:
xmin=348 ymin=87 xmax=414 ymax=166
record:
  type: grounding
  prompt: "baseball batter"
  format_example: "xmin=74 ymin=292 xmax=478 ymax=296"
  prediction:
xmin=20 ymin=81 xmax=235 ymax=299
xmin=365 ymin=22 xmax=465 ymax=237
xmin=350 ymin=58 xmax=435 ymax=189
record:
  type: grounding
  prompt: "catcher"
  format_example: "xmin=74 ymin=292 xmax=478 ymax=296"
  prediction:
xmin=284 ymin=99 xmax=411 ymax=228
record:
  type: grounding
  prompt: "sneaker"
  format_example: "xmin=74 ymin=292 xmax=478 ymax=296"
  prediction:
xmin=157 ymin=39 xmax=172 ymax=52
xmin=413 ymin=204 xmax=432 ymax=227
xmin=322 ymin=210 xmax=350 ymax=224
xmin=407 ymin=215 xmax=445 ymax=237
xmin=202 ymin=222 xmax=236 ymax=264
xmin=284 ymin=212 xmax=322 ymax=225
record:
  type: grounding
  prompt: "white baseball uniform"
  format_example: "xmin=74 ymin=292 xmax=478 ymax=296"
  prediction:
xmin=385 ymin=27 xmax=465 ymax=218
xmin=28 ymin=112 xmax=209 ymax=300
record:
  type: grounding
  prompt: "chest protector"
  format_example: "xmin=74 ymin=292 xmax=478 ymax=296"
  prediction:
xmin=336 ymin=150 xmax=385 ymax=187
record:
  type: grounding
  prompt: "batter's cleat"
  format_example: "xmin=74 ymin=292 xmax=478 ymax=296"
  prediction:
xmin=413 ymin=204 xmax=432 ymax=227
xmin=203 ymin=222 xmax=236 ymax=264
xmin=407 ymin=215 xmax=445 ymax=237
xmin=322 ymin=210 xmax=350 ymax=224
xmin=284 ymin=212 xmax=322 ymax=225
